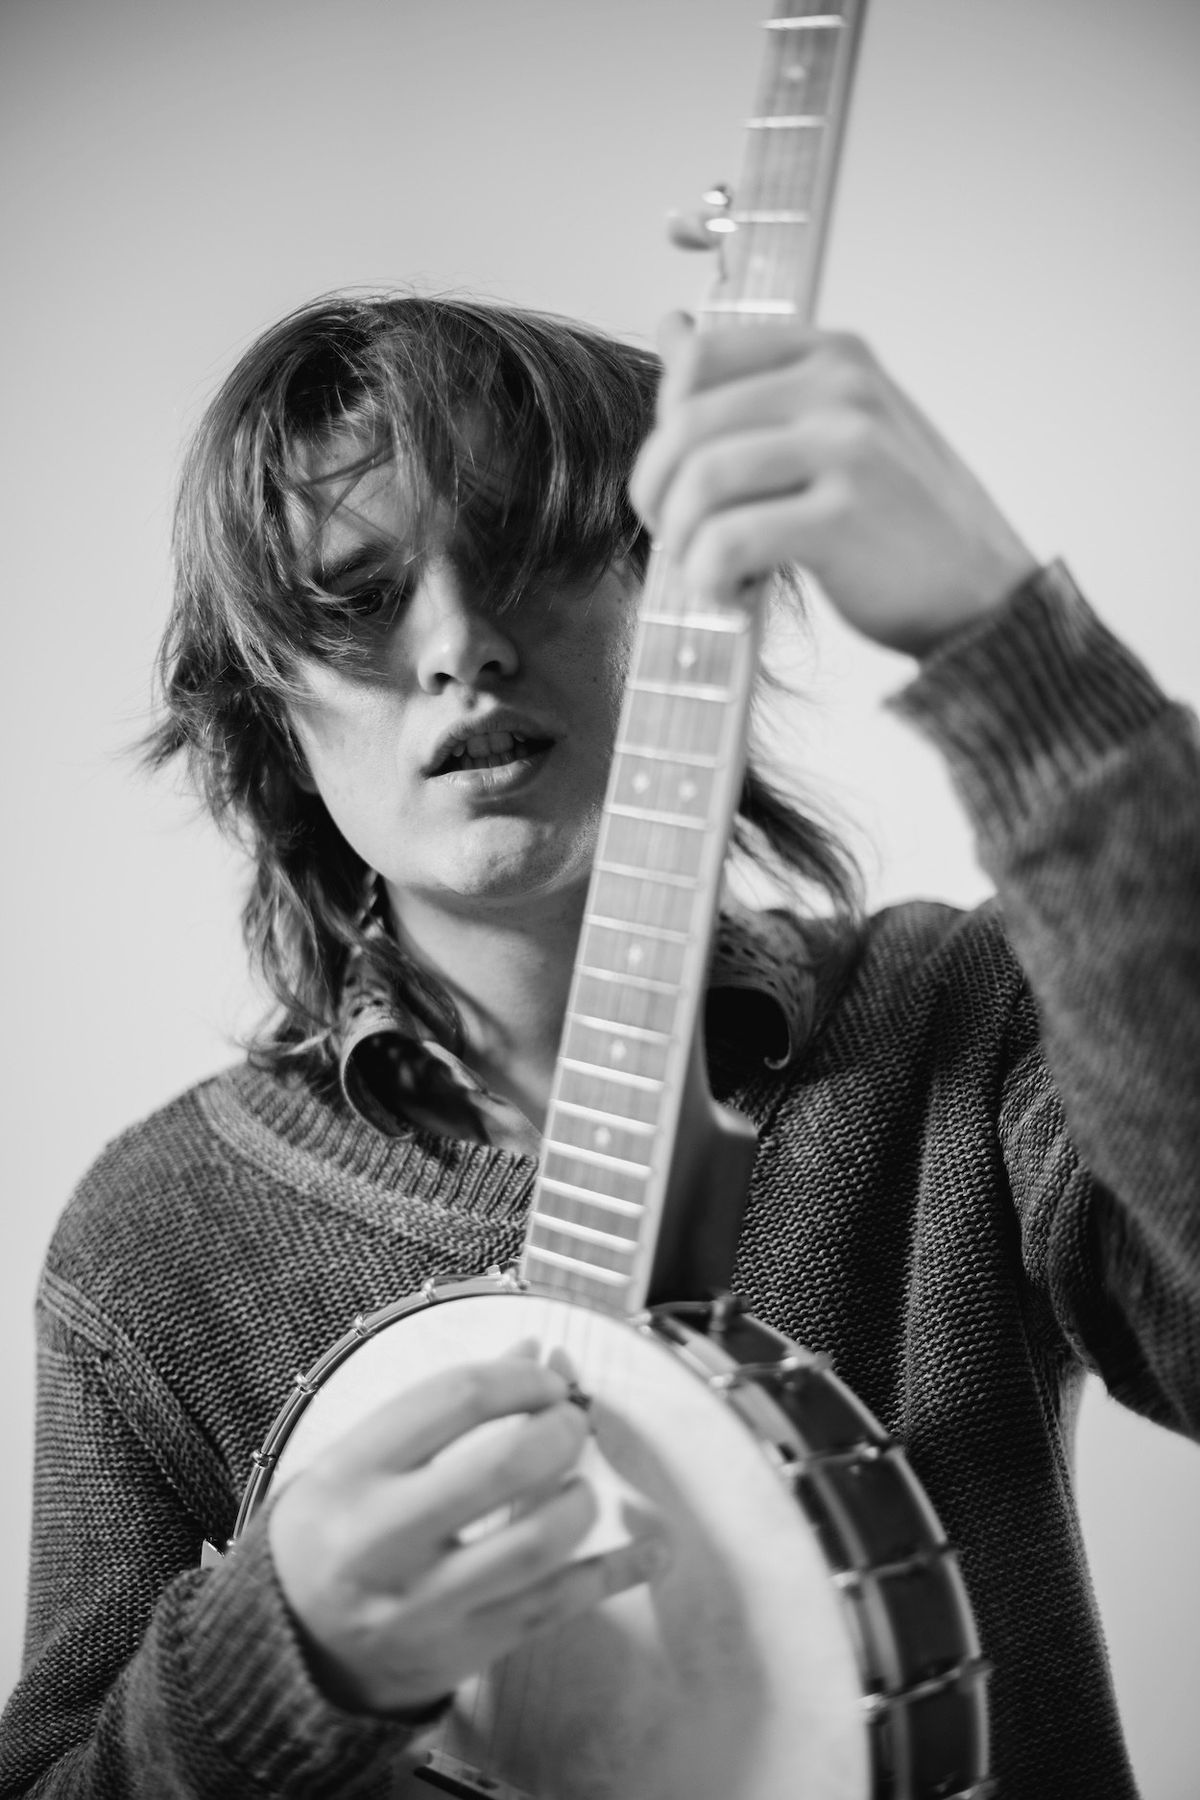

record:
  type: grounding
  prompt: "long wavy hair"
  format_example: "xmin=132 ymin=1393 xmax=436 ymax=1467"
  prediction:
xmin=145 ymin=292 xmax=861 ymax=1086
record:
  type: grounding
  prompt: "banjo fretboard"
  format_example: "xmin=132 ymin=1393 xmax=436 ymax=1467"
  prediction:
xmin=521 ymin=0 xmax=866 ymax=1310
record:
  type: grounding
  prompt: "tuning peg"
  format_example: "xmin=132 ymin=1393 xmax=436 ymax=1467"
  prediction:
xmin=667 ymin=184 xmax=737 ymax=251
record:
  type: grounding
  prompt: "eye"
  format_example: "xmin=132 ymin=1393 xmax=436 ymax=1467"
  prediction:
xmin=342 ymin=580 xmax=407 ymax=624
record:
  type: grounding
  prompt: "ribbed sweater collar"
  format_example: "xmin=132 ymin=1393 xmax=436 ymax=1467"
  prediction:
xmin=202 ymin=1063 xmax=538 ymax=1223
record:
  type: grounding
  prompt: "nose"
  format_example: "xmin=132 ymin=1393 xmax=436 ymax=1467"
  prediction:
xmin=409 ymin=561 xmax=519 ymax=694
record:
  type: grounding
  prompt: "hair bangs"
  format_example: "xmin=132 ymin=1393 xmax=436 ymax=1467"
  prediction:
xmin=177 ymin=296 xmax=660 ymax=694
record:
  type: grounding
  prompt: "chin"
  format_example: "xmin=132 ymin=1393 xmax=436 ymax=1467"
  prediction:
xmin=455 ymin=812 xmax=593 ymax=884
xmin=451 ymin=866 xmax=583 ymax=908
xmin=442 ymin=843 xmax=595 ymax=910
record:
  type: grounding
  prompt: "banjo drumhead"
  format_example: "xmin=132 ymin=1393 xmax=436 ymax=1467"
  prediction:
xmin=266 ymin=1289 xmax=869 ymax=1800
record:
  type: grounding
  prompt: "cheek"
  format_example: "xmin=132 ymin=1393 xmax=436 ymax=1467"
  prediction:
xmin=287 ymin=687 xmax=406 ymax=819
xmin=290 ymin=730 xmax=406 ymax=876
xmin=602 ymin=617 xmax=638 ymax=731
xmin=568 ymin=598 xmax=638 ymax=709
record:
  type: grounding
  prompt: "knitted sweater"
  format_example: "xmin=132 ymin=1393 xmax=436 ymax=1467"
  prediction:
xmin=3 ymin=566 xmax=1199 ymax=1799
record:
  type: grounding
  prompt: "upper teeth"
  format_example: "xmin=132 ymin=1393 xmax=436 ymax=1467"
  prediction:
xmin=447 ymin=730 xmax=525 ymax=762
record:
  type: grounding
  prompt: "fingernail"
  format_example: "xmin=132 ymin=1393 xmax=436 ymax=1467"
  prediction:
xmin=656 ymin=309 xmax=695 ymax=352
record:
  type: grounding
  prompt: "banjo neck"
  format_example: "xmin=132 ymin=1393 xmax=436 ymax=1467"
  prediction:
xmin=521 ymin=0 xmax=868 ymax=1316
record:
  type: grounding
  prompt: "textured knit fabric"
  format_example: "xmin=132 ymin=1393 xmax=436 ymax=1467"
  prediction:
xmin=4 ymin=563 xmax=1199 ymax=1799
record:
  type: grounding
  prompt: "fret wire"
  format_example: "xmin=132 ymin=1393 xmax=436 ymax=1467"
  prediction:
xmin=583 ymin=916 xmax=689 ymax=944
xmin=612 ymin=751 xmax=717 ymax=782
xmin=579 ymin=954 xmax=683 ymax=997
xmin=627 ymin=677 xmax=733 ymax=703
xmin=602 ymin=797 xmax=715 ymax=831
xmin=537 ymin=1176 xmax=645 ymax=1215
xmin=529 ymin=1214 xmax=639 ymax=1253
xmin=726 ymin=4 xmax=838 ymax=310
xmin=551 ymin=1037 xmax=674 ymax=1090
xmin=548 ymin=1124 xmax=659 ymax=1163
xmin=635 ymin=628 xmax=741 ymax=690
xmin=614 ymin=743 xmax=721 ymax=768
xmin=551 ymin=1104 xmax=657 ymax=1140
xmin=746 ymin=115 xmax=824 ymax=128
xmin=572 ymin=993 xmax=686 ymax=1059
xmin=759 ymin=103 xmax=827 ymax=145
xmin=559 ymin=1058 xmax=664 ymax=1091
xmin=623 ymin=695 xmax=740 ymax=760
xmin=593 ymin=860 xmax=700 ymax=891
xmin=576 ymin=964 xmax=679 ymax=996
xmin=580 ymin=920 xmax=686 ymax=975
xmin=568 ymin=1014 xmax=672 ymax=1043
xmin=637 ymin=609 xmax=750 ymax=633
xmin=763 ymin=15 xmax=845 ymax=28
xmin=544 ymin=1139 xmax=654 ymax=1184
xmin=543 ymin=1139 xmax=653 ymax=1177
xmin=588 ymin=871 xmax=697 ymax=936
xmin=555 ymin=1064 xmax=667 ymax=1114
xmin=597 ymin=824 xmax=706 ymax=885
xmin=522 ymin=1245 xmax=630 ymax=1286
xmin=572 ymin=986 xmax=676 ymax=1041
xmin=606 ymin=803 xmax=708 ymax=831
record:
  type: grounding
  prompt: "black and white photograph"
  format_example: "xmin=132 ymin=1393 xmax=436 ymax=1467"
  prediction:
xmin=2 ymin=3 xmax=1198 ymax=1796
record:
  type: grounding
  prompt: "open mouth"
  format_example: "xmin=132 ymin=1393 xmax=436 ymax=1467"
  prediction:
xmin=431 ymin=729 xmax=552 ymax=776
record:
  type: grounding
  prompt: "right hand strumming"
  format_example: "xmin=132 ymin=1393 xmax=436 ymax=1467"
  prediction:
xmin=267 ymin=1344 xmax=658 ymax=1715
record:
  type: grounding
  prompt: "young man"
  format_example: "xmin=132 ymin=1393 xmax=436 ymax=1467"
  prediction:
xmin=3 ymin=292 xmax=1197 ymax=1799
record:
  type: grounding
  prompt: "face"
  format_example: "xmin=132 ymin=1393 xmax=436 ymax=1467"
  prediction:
xmin=285 ymin=447 xmax=639 ymax=935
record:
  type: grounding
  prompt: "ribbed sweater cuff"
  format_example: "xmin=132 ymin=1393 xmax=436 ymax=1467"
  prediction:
xmin=888 ymin=561 xmax=1168 ymax=839
xmin=183 ymin=1520 xmax=419 ymax=1793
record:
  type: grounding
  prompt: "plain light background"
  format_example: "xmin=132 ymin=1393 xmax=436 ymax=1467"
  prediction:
xmin=2 ymin=0 xmax=1198 ymax=1792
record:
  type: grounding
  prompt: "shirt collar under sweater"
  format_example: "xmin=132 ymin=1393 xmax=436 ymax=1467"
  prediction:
xmin=336 ymin=903 xmax=830 ymax=1149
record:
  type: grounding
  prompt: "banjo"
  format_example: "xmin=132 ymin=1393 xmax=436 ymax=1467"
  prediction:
xmin=232 ymin=3 xmax=992 ymax=1795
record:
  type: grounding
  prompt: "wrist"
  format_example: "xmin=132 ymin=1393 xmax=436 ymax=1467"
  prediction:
xmin=906 ymin=548 xmax=1042 ymax=663
xmin=888 ymin=559 xmax=1169 ymax=837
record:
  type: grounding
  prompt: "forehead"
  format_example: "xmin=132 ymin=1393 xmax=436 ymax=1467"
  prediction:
xmin=288 ymin=418 xmax=506 ymax=586
xmin=292 ymin=452 xmax=411 ymax=587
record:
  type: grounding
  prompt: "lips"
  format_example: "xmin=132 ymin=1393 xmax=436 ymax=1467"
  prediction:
xmin=425 ymin=715 xmax=556 ymax=777
xmin=435 ymin=729 xmax=547 ymax=773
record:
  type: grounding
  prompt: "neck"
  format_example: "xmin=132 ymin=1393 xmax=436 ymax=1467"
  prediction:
xmin=387 ymin=884 xmax=587 ymax=1132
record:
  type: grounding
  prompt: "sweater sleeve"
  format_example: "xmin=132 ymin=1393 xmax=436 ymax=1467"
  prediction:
xmin=0 ymin=1290 xmax=425 ymax=1798
xmin=890 ymin=561 xmax=1200 ymax=1436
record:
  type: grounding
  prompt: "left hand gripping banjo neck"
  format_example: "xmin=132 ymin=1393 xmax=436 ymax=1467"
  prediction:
xmin=525 ymin=0 xmax=869 ymax=1313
